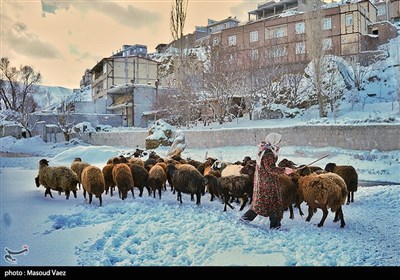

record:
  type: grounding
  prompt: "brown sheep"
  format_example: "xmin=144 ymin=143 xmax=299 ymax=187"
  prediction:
xmin=128 ymin=157 xmax=144 ymax=167
xmin=70 ymin=157 xmax=90 ymax=190
xmin=102 ymin=163 xmax=116 ymax=196
xmin=325 ymin=163 xmax=358 ymax=204
xmin=81 ymin=166 xmax=105 ymax=206
xmin=36 ymin=159 xmax=79 ymax=199
xmin=112 ymin=163 xmax=134 ymax=200
xmin=298 ymin=172 xmax=348 ymax=228
xmin=148 ymin=164 xmax=167 ymax=199
xmin=215 ymin=175 xmax=253 ymax=211
xmin=106 ymin=155 xmax=128 ymax=164
xmin=171 ymin=164 xmax=205 ymax=205
xmin=278 ymin=174 xmax=299 ymax=220
xmin=129 ymin=163 xmax=150 ymax=197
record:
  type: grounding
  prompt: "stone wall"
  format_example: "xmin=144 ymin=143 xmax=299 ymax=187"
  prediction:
xmin=80 ymin=124 xmax=400 ymax=151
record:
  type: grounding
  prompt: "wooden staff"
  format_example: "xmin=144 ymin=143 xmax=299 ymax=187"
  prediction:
xmin=295 ymin=154 xmax=330 ymax=170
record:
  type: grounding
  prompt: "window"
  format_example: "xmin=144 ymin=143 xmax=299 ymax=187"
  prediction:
xmin=322 ymin=38 xmax=332 ymax=50
xmin=272 ymin=45 xmax=287 ymax=57
xmin=295 ymin=42 xmax=306 ymax=54
xmin=228 ymin=35 xmax=237 ymax=46
xmin=250 ymin=49 xmax=259 ymax=60
xmin=250 ymin=30 xmax=259 ymax=42
xmin=322 ymin=17 xmax=332 ymax=30
xmin=265 ymin=26 xmax=287 ymax=39
xmin=228 ymin=53 xmax=237 ymax=64
xmin=377 ymin=6 xmax=386 ymax=16
xmin=213 ymin=37 xmax=219 ymax=46
xmin=295 ymin=22 xmax=305 ymax=34
xmin=273 ymin=26 xmax=287 ymax=38
xmin=345 ymin=14 xmax=353 ymax=27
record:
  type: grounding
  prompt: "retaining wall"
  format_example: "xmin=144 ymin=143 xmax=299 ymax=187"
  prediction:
xmin=80 ymin=124 xmax=400 ymax=151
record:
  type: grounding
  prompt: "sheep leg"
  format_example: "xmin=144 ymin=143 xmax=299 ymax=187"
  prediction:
xmin=177 ymin=192 xmax=182 ymax=203
xmin=44 ymin=188 xmax=53 ymax=198
xmin=158 ymin=188 xmax=161 ymax=199
xmin=317 ymin=207 xmax=328 ymax=227
xmin=99 ymin=195 xmax=103 ymax=207
xmin=72 ymin=190 xmax=77 ymax=198
xmin=351 ymin=192 xmax=354 ymax=203
xmin=224 ymin=196 xmax=235 ymax=211
xmin=83 ymin=189 xmax=87 ymax=199
xmin=65 ymin=190 xmax=70 ymax=200
xmin=131 ymin=188 xmax=135 ymax=198
xmin=196 ymin=194 xmax=201 ymax=205
xmin=35 ymin=176 xmax=40 ymax=188
xmin=289 ymin=205 xmax=294 ymax=220
xmin=305 ymin=206 xmax=314 ymax=222
xmin=190 ymin=193 xmax=194 ymax=201
xmin=138 ymin=187 xmax=143 ymax=197
xmin=89 ymin=193 xmax=93 ymax=204
xmin=337 ymin=206 xmax=345 ymax=228
xmin=295 ymin=202 xmax=304 ymax=217
xmin=346 ymin=192 xmax=350 ymax=205
xmin=146 ymin=186 xmax=151 ymax=196
xmin=239 ymin=197 xmax=248 ymax=211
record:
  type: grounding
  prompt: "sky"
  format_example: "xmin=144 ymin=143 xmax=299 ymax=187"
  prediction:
xmin=1 ymin=0 xmax=257 ymax=89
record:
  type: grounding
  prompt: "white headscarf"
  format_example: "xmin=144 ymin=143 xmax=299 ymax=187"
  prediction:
xmin=265 ymin=132 xmax=282 ymax=157
xmin=256 ymin=133 xmax=282 ymax=165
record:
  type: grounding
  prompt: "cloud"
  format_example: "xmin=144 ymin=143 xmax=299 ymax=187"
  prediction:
xmin=69 ymin=44 xmax=100 ymax=62
xmin=5 ymin=22 xmax=63 ymax=60
xmin=41 ymin=0 xmax=162 ymax=29
xmin=229 ymin=0 xmax=257 ymax=21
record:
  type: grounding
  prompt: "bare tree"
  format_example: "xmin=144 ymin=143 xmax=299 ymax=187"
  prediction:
xmin=304 ymin=0 xmax=327 ymax=117
xmin=170 ymin=0 xmax=188 ymax=44
xmin=153 ymin=53 xmax=203 ymax=127
xmin=280 ymin=63 xmax=307 ymax=108
xmin=322 ymin=58 xmax=346 ymax=120
xmin=202 ymin=44 xmax=245 ymax=124
xmin=0 ymin=57 xmax=41 ymax=113
xmin=0 ymin=57 xmax=42 ymax=136
xmin=347 ymin=62 xmax=372 ymax=110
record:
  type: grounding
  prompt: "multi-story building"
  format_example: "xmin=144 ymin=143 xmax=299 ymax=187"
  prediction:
xmin=79 ymin=69 xmax=92 ymax=89
xmin=375 ymin=0 xmax=400 ymax=22
xmin=90 ymin=53 xmax=158 ymax=100
xmin=88 ymin=45 xmax=160 ymax=127
xmin=217 ymin=0 xmax=396 ymax=67
xmin=167 ymin=0 xmax=398 ymax=68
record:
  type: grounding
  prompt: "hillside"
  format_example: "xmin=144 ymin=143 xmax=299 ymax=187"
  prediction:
xmin=33 ymin=85 xmax=73 ymax=110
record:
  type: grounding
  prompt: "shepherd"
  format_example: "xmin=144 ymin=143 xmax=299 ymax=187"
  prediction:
xmin=239 ymin=132 xmax=293 ymax=229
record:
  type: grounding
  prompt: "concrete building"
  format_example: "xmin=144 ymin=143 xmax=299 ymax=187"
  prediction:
xmin=90 ymin=54 xmax=159 ymax=101
xmin=106 ymin=83 xmax=164 ymax=128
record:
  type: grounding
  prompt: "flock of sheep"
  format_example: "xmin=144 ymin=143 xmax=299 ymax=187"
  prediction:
xmin=35 ymin=150 xmax=358 ymax=228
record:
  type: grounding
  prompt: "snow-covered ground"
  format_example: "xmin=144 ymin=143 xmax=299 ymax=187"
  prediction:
xmin=1 ymin=133 xmax=399 ymax=267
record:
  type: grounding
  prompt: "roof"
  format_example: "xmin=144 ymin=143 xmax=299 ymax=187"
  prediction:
xmin=206 ymin=17 xmax=240 ymax=28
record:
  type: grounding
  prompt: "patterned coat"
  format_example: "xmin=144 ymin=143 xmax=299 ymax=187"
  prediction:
xmin=251 ymin=148 xmax=285 ymax=218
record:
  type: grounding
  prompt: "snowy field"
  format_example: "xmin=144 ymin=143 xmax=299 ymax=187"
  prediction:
xmin=1 ymin=135 xmax=399 ymax=268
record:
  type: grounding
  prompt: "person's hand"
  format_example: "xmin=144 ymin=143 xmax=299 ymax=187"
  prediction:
xmin=284 ymin=167 xmax=293 ymax=175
